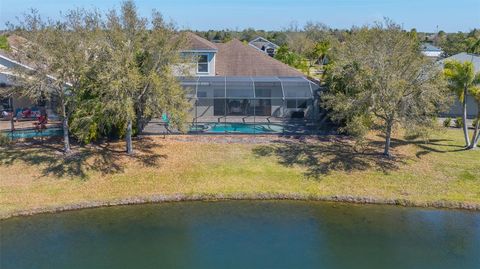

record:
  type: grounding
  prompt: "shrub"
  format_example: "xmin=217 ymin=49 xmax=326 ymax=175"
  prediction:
xmin=0 ymin=35 xmax=10 ymax=51
xmin=0 ymin=132 xmax=10 ymax=146
xmin=443 ymin=117 xmax=452 ymax=128
xmin=454 ymin=117 xmax=463 ymax=128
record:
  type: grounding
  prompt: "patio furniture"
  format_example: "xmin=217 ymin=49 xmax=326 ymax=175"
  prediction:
xmin=15 ymin=108 xmax=41 ymax=121
xmin=33 ymin=115 xmax=48 ymax=131
xmin=291 ymin=111 xmax=305 ymax=119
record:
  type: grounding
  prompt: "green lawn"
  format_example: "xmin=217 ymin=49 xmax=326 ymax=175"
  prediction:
xmin=0 ymin=128 xmax=479 ymax=218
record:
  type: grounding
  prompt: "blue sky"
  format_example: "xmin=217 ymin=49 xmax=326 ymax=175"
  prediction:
xmin=0 ymin=0 xmax=479 ymax=32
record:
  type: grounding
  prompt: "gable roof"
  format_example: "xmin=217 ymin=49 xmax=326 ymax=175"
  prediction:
xmin=249 ymin=36 xmax=279 ymax=51
xmin=3 ymin=32 xmax=305 ymax=78
xmin=439 ymin=52 xmax=480 ymax=73
xmin=215 ymin=39 xmax=304 ymax=77
xmin=0 ymin=36 xmax=72 ymax=87
xmin=0 ymin=35 xmax=35 ymax=77
xmin=0 ymin=34 xmax=40 ymax=69
xmin=184 ymin=32 xmax=218 ymax=51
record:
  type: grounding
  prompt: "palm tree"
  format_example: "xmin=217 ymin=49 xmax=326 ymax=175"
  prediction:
xmin=470 ymin=88 xmax=480 ymax=149
xmin=443 ymin=60 xmax=480 ymax=149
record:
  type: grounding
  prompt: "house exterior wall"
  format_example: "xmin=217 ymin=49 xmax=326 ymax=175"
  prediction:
xmin=189 ymin=98 xmax=316 ymax=119
xmin=0 ymin=72 xmax=11 ymax=86
xmin=180 ymin=76 xmax=318 ymax=122
xmin=443 ymin=94 xmax=479 ymax=119
xmin=179 ymin=51 xmax=216 ymax=76
xmin=1 ymin=66 xmax=58 ymax=119
xmin=271 ymin=99 xmax=283 ymax=117
xmin=195 ymin=99 xmax=214 ymax=117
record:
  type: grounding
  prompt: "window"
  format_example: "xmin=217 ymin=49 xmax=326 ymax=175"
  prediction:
xmin=297 ymin=100 xmax=307 ymax=109
xmin=1 ymin=98 xmax=11 ymax=110
xmin=286 ymin=100 xmax=297 ymax=109
xmin=197 ymin=54 xmax=209 ymax=73
xmin=286 ymin=99 xmax=308 ymax=109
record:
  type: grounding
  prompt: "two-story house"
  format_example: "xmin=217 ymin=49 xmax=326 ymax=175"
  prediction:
xmin=1 ymin=32 xmax=320 ymax=135
xmin=177 ymin=33 xmax=319 ymax=134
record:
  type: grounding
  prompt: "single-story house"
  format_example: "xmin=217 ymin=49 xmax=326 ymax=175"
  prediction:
xmin=421 ymin=43 xmax=443 ymax=58
xmin=248 ymin=36 xmax=279 ymax=57
xmin=170 ymin=33 xmax=320 ymax=134
xmin=439 ymin=52 xmax=480 ymax=119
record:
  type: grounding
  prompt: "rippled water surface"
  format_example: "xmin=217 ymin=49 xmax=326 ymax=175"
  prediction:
xmin=1 ymin=201 xmax=479 ymax=269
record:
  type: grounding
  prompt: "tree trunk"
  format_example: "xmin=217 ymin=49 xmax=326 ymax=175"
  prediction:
xmin=470 ymin=107 xmax=480 ymax=149
xmin=462 ymin=87 xmax=471 ymax=147
xmin=10 ymin=97 xmax=15 ymax=132
xmin=136 ymin=113 xmax=144 ymax=135
xmin=383 ymin=121 xmax=393 ymax=157
xmin=61 ymin=102 xmax=71 ymax=154
xmin=471 ymin=124 xmax=479 ymax=149
xmin=135 ymin=99 xmax=148 ymax=135
xmin=126 ymin=119 xmax=133 ymax=155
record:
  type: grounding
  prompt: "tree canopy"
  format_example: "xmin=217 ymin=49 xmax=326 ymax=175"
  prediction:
xmin=323 ymin=20 xmax=450 ymax=156
xmin=5 ymin=8 xmax=103 ymax=153
xmin=96 ymin=1 xmax=189 ymax=153
xmin=5 ymin=1 xmax=189 ymax=154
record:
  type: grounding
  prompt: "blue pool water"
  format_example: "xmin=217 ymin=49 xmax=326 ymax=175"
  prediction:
xmin=2 ymin=128 xmax=63 ymax=139
xmin=192 ymin=123 xmax=284 ymax=134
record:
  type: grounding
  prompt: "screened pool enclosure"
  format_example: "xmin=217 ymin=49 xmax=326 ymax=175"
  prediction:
xmin=178 ymin=76 xmax=320 ymax=134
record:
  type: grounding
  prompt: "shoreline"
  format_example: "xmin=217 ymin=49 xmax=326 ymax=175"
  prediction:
xmin=2 ymin=193 xmax=479 ymax=220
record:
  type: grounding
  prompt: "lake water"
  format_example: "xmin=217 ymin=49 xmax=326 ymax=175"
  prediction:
xmin=1 ymin=201 xmax=479 ymax=269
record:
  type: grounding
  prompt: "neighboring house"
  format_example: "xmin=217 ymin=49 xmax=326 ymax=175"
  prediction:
xmin=0 ymin=54 xmax=40 ymax=117
xmin=248 ymin=37 xmax=279 ymax=57
xmin=0 ymin=36 xmax=59 ymax=122
xmin=176 ymin=33 xmax=319 ymax=131
xmin=439 ymin=52 xmax=480 ymax=118
xmin=421 ymin=43 xmax=443 ymax=58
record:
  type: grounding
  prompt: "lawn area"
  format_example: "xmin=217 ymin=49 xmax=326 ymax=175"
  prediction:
xmin=0 ymin=128 xmax=479 ymax=218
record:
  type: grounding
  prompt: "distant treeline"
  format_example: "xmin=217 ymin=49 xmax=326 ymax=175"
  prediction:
xmin=191 ymin=24 xmax=480 ymax=57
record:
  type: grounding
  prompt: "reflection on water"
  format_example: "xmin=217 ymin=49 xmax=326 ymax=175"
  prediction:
xmin=1 ymin=201 xmax=479 ymax=269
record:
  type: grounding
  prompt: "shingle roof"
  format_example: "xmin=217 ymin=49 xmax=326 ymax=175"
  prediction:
xmin=3 ymin=32 xmax=306 ymax=78
xmin=215 ymin=39 xmax=304 ymax=77
xmin=440 ymin=53 xmax=480 ymax=73
xmin=0 ymin=34 xmax=37 ymax=68
xmin=184 ymin=32 xmax=218 ymax=51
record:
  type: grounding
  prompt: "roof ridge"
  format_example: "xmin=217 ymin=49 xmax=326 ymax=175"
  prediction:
xmin=215 ymin=38 xmax=304 ymax=77
xmin=235 ymin=40 xmax=303 ymax=74
xmin=185 ymin=32 xmax=218 ymax=51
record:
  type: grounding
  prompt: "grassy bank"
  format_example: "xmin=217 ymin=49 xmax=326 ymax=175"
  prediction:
xmin=0 ymin=129 xmax=479 ymax=218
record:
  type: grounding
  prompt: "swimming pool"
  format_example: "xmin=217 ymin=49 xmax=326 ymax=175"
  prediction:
xmin=191 ymin=123 xmax=284 ymax=134
xmin=2 ymin=128 xmax=63 ymax=140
